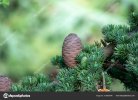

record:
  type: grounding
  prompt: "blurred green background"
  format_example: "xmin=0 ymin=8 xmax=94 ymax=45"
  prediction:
xmin=0 ymin=0 xmax=137 ymax=90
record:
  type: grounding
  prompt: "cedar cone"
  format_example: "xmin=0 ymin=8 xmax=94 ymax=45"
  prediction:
xmin=103 ymin=43 xmax=115 ymax=59
xmin=0 ymin=76 xmax=12 ymax=92
xmin=62 ymin=33 xmax=82 ymax=68
xmin=49 ymin=68 xmax=58 ymax=81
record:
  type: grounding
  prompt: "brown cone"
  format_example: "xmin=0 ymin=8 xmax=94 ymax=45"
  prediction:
xmin=62 ymin=33 xmax=82 ymax=68
xmin=49 ymin=68 xmax=58 ymax=81
xmin=0 ymin=76 xmax=12 ymax=92
xmin=103 ymin=43 xmax=115 ymax=59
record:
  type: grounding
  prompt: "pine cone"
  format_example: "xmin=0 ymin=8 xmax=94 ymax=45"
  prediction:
xmin=62 ymin=33 xmax=82 ymax=68
xmin=0 ymin=76 xmax=12 ymax=91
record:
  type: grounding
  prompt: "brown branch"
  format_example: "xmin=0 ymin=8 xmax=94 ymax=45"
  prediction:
xmin=103 ymin=60 xmax=127 ymax=72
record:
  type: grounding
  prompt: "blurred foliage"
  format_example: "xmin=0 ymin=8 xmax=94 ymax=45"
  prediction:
xmin=0 ymin=0 xmax=9 ymax=7
xmin=0 ymin=0 xmax=138 ymax=84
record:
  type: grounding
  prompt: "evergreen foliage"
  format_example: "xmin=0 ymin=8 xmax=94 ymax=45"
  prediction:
xmin=102 ymin=10 xmax=138 ymax=91
xmin=11 ymin=10 xmax=138 ymax=92
xmin=11 ymin=74 xmax=57 ymax=92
